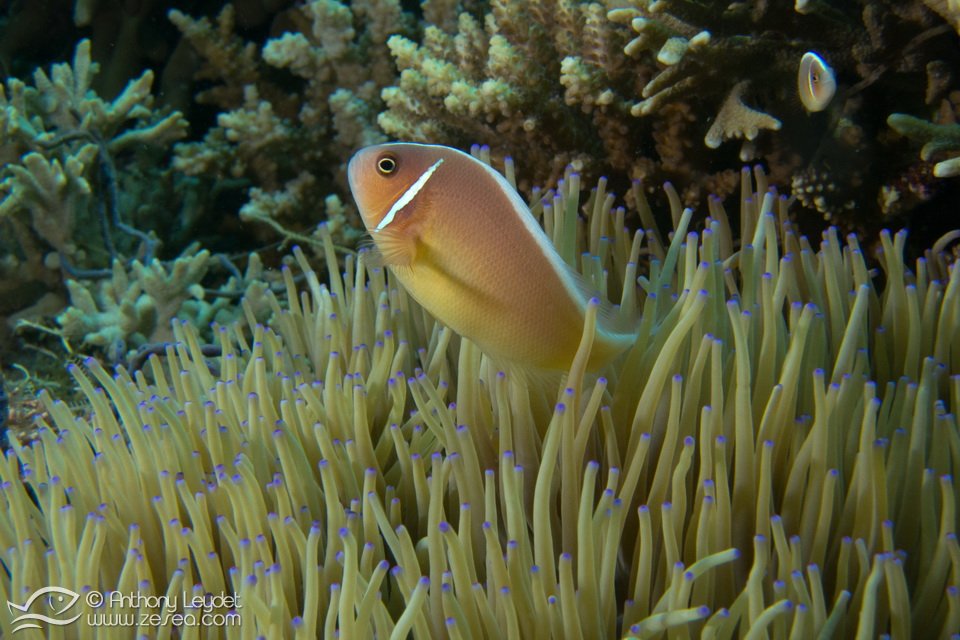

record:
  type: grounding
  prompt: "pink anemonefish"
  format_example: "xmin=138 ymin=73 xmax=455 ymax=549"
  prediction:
xmin=347 ymin=142 xmax=635 ymax=372
xmin=797 ymin=51 xmax=836 ymax=113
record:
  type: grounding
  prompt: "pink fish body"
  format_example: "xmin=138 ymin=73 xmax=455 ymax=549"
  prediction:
xmin=348 ymin=143 xmax=633 ymax=371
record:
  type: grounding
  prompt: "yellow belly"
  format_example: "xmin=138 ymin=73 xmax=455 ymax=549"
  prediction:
xmin=393 ymin=255 xmax=621 ymax=371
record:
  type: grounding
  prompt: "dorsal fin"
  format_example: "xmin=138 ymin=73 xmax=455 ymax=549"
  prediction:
xmin=470 ymin=150 xmax=638 ymax=352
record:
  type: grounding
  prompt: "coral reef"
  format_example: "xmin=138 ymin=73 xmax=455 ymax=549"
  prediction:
xmin=0 ymin=0 xmax=276 ymax=100
xmin=608 ymin=0 xmax=960 ymax=229
xmin=57 ymin=250 xmax=211 ymax=360
xmin=1 ymin=167 xmax=958 ymax=637
xmin=882 ymin=81 xmax=960 ymax=219
xmin=55 ymin=247 xmax=276 ymax=363
xmin=611 ymin=0 xmax=960 ymax=230
xmin=608 ymin=1 xmax=794 ymax=153
xmin=703 ymin=80 xmax=782 ymax=153
xmin=378 ymin=0 xmax=960 ymax=231
xmin=169 ymin=0 xmax=407 ymax=248
xmin=379 ymin=0 xmax=638 ymax=188
xmin=5 ymin=0 xmax=953 ymax=306
xmin=889 ymin=109 xmax=960 ymax=177
xmin=0 ymin=39 xmax=187 ymax=324
xmin=0 ymin=39 xmax=281 ymax=365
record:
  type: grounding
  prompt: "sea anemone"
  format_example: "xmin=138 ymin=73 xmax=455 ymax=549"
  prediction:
xmin=1 ymin=163 xmax=957 ymax=638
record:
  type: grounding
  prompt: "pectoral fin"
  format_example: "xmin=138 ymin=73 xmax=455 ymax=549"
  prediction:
xmin=373 ymin=226 xmax=419 ymax=266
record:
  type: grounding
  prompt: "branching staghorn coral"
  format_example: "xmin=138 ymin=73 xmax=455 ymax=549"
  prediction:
xmin=880 ymin=87 xmax=960 ymax=216
xmin=170 ymin=0 xmax=408 ymax=249
xmin=53 ymin=247 xmax=277 ymax=363
xmin=1 ymin=159 xmax=958 ymax=637
xmin=608 ymin=0 xmax=794 ymax=155
xmin=0 ymin=0 xmax=236 ymax=100
xmin=0 ymin=39 xmax=187 ymax=324
xmin=379 ymin=0 xmax=641 ymax=188
xmin=56 ymin=250 xmax=210 ymax=360
xmin=0 ymin=37 xmax=308 ymax=362
xmin=888 ymin=110 xmax=960 ymax=177
xmin=383 ymin=0 xmax=808 ymax=188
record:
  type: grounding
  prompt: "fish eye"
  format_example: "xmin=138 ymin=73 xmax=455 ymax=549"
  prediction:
xmin=377 ymin=155 xmax=398 ymax=176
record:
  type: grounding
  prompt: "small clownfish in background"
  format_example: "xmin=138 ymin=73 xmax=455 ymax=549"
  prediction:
xmin=797 ymin=51 xmax=836 ymax=113
xmin=347 ymin=143 xmax=635 ymax=372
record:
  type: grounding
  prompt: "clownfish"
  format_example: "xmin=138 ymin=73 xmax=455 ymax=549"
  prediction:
xmin=797 ymin=51 xmax=836 ymax=113
xmin=347 ymin=143 xmax=635 ymax=372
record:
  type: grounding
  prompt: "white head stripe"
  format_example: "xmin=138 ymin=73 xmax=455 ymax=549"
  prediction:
xmin=375 ymin=158 xmax=445 ymax=232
